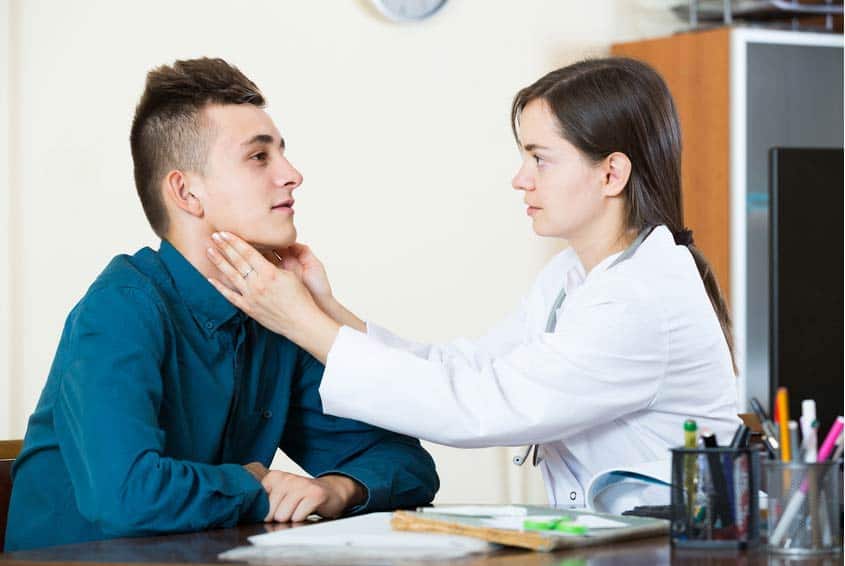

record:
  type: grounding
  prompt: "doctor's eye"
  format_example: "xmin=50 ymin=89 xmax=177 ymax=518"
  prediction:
xmin=533 ymin=154 xmax=545 ymax=166
xmin=250 ymin=152 xmax=268 ymax=163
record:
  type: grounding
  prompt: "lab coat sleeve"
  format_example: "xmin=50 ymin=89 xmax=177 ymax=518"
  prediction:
xmin=320 ymin=291 xmax=668 ymax=448
xmin=365 ymin=295 xmax=529 ymax=361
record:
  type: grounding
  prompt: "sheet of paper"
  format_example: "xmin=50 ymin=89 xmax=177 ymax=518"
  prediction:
xmin=229 ymin=512 xmax=492 ymax=562
xmin=482 ymin=514 xmax=629 ymax=531
xmin=419 ymin=505 xmax=529 ymax=517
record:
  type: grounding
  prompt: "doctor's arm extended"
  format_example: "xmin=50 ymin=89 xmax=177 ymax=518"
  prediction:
xmin=210 ymin=235 xmax=529 ymax=366
xmin=207 ymin=233 xmax=667 ymax=448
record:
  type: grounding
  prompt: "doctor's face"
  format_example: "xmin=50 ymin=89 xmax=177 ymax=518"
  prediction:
xmin=511 ymin=99 xmax=606 ymax=239
xmin=188 ymin=104 xmax=303 ymax=249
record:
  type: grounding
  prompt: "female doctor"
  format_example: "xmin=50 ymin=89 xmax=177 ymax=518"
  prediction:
xmin=206 ymin=58 xmax=740 ymax=511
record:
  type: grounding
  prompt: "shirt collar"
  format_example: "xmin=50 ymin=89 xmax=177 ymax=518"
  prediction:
xmin=159 ymin=240 xmax=243 ymax=336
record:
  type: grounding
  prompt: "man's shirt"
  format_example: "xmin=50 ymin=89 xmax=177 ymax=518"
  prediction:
xmin=5 ymin=241 xmax=438 ymax=551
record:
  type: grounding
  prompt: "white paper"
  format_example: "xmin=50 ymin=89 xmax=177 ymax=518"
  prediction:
xmin=419 ymin=505 xmax=529 ymax=517
xmin=245 ymin=512 xmax=492 ymax=554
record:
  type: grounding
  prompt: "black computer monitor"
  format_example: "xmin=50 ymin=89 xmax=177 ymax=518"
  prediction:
xmin=769 ymin=147 xmax=844 ymax=436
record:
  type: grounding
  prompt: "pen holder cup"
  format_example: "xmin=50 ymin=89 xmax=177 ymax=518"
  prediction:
xmin=764 ymin=460 xmax=842 ymax=555
xmin=670 ymin=447 xmax=760 ymax=549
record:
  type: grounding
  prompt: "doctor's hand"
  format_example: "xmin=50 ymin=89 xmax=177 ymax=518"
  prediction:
xmin=207 ymin=231 xmax=341 ymax=363
xmin=274 ymin=243 xmax=333 ymax=306
xmin=260 ymin=471 xmax=366 ymax=523
xmin=274 ymin=242 xmax=366 ymax=333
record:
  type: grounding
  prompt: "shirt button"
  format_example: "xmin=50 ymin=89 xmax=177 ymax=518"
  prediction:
xmin=262 ymin=410 xmax=273 ymax=419
xmin=205 ymin=321 xmax=214 ymax=330
xmin=569 ymin=491 xmax=577 ymax=501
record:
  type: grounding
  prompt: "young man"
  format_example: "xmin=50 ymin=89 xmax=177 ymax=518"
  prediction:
xmin=4 ymin=58 xmax=438 ymax=551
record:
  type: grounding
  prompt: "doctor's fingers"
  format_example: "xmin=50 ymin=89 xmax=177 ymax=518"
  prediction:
xmin=213 ymin=232 xmax=276 ymax=279
xmin=206 ymin=247 xmax=249 ymax=295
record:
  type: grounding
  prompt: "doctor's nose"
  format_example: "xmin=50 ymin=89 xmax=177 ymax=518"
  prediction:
xmin=512 ymin=165 xmax=534 ymax=192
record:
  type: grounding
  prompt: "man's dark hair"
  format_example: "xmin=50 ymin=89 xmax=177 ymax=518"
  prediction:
xmin=130 ymin=58 xmax=265 ymax=237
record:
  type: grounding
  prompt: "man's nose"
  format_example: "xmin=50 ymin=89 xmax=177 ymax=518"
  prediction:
xmin=274 ymin=157 xmax=303 ymax=189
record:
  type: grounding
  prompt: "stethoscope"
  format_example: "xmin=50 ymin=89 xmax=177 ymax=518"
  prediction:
xmin=513 ymin=226 xmax=655 ymax=467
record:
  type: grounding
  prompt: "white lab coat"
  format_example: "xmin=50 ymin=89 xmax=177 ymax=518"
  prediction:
xmin=320 ymin=225 xmax=739 ymax=509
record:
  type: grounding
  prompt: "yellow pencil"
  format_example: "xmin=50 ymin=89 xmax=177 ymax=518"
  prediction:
xmin=777 ymin=387 xmax=791 ymax=461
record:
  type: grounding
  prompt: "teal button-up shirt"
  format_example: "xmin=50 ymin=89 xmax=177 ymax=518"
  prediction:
xmin=5 ymin=241 xmax=438 ymax=551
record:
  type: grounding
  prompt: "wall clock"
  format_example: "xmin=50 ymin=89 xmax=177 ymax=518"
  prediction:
xmin=371 ymin=0 xmax=448 ymax=22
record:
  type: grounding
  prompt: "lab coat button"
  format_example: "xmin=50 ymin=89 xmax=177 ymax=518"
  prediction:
xmin=569 ymin=491 xmax=577 ymax=501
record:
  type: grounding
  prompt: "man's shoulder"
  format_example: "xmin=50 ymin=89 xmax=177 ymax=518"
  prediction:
xmin=73 ymin=247 xmax=173 ymax=321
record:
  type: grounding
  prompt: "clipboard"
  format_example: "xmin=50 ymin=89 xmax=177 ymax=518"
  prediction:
xmin=391 ymin=505 xmax=668 ymax=552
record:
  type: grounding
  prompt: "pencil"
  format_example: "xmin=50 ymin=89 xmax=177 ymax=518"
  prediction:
xmin=776 ymin=388 xmax=791 ymax=462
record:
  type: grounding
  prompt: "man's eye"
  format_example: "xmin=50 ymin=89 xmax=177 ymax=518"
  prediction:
xmin=251 ymin=152 xmax=268 ymax=162
xmin=533 ymin=154 xmax=544 ymax=165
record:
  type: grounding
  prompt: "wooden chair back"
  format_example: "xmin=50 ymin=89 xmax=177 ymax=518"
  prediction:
xmin=0 ymin=440 xmax=23 ymax=553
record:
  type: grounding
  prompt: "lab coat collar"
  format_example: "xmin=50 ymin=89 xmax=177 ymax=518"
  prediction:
xmin=576 ymin=225 xmax=670 ymax=284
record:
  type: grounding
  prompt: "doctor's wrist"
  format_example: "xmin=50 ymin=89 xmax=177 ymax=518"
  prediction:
xmin=287 ymin=308 xmax=341 ymax=365
xmin=318 ymin=296 xmax=366 ymax=333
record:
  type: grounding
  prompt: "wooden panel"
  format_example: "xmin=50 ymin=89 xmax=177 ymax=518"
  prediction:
xmin=0 ymin=441 xmax=20 ymax=551
xmin=612 ymin=28 xmax=732 ymax=305
xmin=0 ymin=440 xmax=21 ymax=460
xmin=1 ymin=459 xmax=14 ymax=552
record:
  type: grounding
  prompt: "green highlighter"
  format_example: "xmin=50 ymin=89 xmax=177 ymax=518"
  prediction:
xmin=523 ymin=517 xmax=589 ymax=536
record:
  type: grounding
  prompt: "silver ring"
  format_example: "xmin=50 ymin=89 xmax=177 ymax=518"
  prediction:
xmin=241 ymin=266 xmax=255 ymax=279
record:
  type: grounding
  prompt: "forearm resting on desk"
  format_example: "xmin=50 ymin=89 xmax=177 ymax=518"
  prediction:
xmin=245 ymin=461 xmax=366 ymax=523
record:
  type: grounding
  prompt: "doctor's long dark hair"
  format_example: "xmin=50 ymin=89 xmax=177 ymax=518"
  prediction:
xmin=511 ymin=57 xmax=736 ymax=372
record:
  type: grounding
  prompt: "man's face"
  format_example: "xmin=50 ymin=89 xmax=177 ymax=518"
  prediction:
xmin=191 ymin=104 xmax=303 ymax=250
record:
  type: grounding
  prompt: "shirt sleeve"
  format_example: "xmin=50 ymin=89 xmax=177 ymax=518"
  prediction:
xmin=280 ymin=349 xmax=439 ymax=514
xmin=320 ymin=290 xmax=669 ymax=448
xmin=53 ymin=286 xmax=269 ymax=538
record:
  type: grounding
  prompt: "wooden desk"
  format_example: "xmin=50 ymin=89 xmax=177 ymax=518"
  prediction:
xmin=0 ymin=521 xmax=835 ymax=565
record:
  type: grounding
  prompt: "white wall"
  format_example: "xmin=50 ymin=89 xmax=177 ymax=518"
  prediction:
xmin=1 ymin=0 xmax=681 ymax=504
xmin=1 ymin=0 xmax=13 ymax=440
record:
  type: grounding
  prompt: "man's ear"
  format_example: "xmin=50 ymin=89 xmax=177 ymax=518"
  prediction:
xmin=163 ymin=170 xmax=204 ymax=218
xmin=600 ymin=152 xmax=632 ymax=198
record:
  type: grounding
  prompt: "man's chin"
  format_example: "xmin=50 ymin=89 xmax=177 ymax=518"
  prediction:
xmin=249 ymin=230 xmax=297 ymax=252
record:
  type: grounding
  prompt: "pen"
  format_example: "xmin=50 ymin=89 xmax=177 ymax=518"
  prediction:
xmin=683 ymin=419 xmax=698 ymax=520
xmin=701 ymin=430 xmax=732 ymax=527
xmin=729 ymin=424 xmax=750 ymax=449
xmin=749 ymin=397 xmax=779 ymax=457
xmin=799 ymin=400 xmax=818 ymax=462
xmin=769 ymin=416 xmax=844 ymax=546
xmin=776 ymin=388 xmax=791 ymax=462
xmin=788 ymin=421 xmax=800 ymax=463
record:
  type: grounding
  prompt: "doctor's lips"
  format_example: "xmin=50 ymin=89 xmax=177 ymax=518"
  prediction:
xmin=271 ymin=198 xmax=294 ymax=213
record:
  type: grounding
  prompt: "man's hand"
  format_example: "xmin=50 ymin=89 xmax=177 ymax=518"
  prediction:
xmin=261 ymin=472 xmax=366 ymax=523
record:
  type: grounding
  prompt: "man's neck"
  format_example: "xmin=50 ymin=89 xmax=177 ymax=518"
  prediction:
xmin=166 ymin=229 xmax=236 ymax=290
